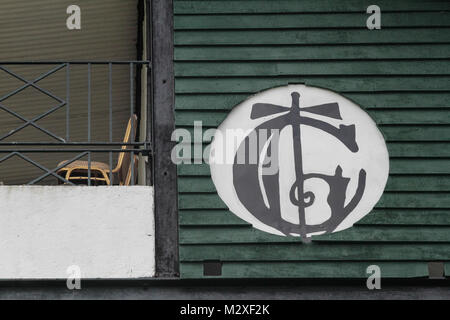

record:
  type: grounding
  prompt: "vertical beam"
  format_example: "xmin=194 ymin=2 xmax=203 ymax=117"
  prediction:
xmin=145 ymin=0 xmax=153 ymax=187
xmin=135 ymin=0 xmax=144 ymax=121
xmin=150 ymin=0 xmax=179 ymax=277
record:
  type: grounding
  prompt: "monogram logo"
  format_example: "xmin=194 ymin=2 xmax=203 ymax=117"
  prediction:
xmin=210 ymin=85 xmax=389 ymax=241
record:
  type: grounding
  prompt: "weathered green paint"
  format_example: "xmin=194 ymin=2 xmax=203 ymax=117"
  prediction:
xmin=176 ymin=77 xmax=450 ymax=94
xmin=175 ymin=125 xmax=450 ymax=141
xmin=176 ymin=93 xmax=450 ymax=110
xmin=175 ymin=12 xmax=450 ymax=29
xmin=175 ymin=29 xmax=450 ymax=45
xmin=178 ymin=193 xmax=450 ymax=210
xmin=175 ymin=61 xmax=450 ymax=76
xmin=179 ymin=209 xmax=450 ymax=226
xmin=179 ymin=175 xmax=450 ymax=193
xmin=180 ymin=261 xmax=430 ymax=279
xmin=174 ymin=0 xmax=450 ymax=14
xmin=174 ymin=0 xmax=450 ymax=279
xmin=175 ymin=110 xmax=450 ymax=126
xmin=178 ymin=158 xmax=450 ymax=175
xmin=174 ymin=140 xmax=450 ymax=160
xmin=180 ymin=243 xmax=450 ymax=261
xmin=175 ymin=45 xmax=450 ymax=61
xmin=180 ymin=225 xmax=450 ymax=243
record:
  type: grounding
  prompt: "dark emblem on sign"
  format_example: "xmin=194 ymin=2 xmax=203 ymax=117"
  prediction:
xmin=232 ymin=92 xmax=367 ymax=241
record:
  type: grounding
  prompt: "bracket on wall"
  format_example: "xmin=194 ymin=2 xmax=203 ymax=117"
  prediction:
xmin=203 ymin=261 xmax=223 ymax=277
xmin=428 ymin=262 xmax=445 ymax=279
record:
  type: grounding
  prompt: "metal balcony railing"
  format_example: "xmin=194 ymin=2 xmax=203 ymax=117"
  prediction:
xmin=0 ymin=61 xmax=151 ymax=186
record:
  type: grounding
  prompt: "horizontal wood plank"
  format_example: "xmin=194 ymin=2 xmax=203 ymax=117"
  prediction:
xmin=179 ymin=243 xmax=450 ymax=261
xmin=178 ymin=192 xmax=450 ymax=209
xmin=175 ymin=12 xmax=450 ymax=30
xmin=175 ymin=44 xmax=450 ymax=61
xmin=175 ymin=29 xmax=450 ymax=46
xmin=177 ymin=159 xmax=450 ymax=176
xmin=175 ymin=110 xmax=450 ymax=126
xmin=174 ymin=125 xmax=450 ymax=141
xmin=179 ymin=175 xmax=450 ymax=193
xmin=175 ymin=93 xmax=450 ymax=110
xmin=174 ymin=1 xmax=450 ymax=14
xmin=179 ymin=209 xmax=450 ymax=226
xmin=175 ymin=61 xmax=450 ymax=76
xmin=174 ymin=142 xmax=450 ymax=159
xmin=179 ymin=225 xmax=450 ymax=243
xmin=180 ymin=261 xmax=429 ymax=278
xmin=175 ymin=77 xmax=450 ymax=93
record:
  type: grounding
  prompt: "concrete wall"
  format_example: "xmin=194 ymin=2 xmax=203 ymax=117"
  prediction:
xmin=0 ymin=186 xmax=154 ymax=279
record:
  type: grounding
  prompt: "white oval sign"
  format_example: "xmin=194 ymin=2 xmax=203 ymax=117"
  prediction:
xmin=209 ymin=84 xmax=389 ymax=240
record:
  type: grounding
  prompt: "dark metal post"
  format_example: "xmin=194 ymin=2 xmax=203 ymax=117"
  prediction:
xmin=130 ymin=62 xmax=135 ymax=185
xmin=66 ymin=63 xmax=70 ymax=142
xmin=109 ymin=63 xmax=113 ymax=184
xmin=87 ymin=63 xmax=92 ymax=186
xmin=145 ymin=0 xmax=153 ymax=187
xmin=150 ymin=0 xmax=179 ymax=277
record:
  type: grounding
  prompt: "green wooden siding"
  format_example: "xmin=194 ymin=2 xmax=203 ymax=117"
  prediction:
xmin=174 ymin=0 xmax=450 ymax=279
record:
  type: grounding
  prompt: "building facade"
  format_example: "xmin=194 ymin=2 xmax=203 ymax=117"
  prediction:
xmin=0 ymin=0 xmax=449 ymax=297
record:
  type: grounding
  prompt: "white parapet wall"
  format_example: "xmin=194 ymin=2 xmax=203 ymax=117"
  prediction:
xmin=0 ymin=186 xmax=154 ymax=279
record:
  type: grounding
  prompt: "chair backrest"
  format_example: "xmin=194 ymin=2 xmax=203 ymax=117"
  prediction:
xmin=123 ymin=154 xmax=138 ymax=186
xmin=113 ymin=114 xmax=138 ymax=185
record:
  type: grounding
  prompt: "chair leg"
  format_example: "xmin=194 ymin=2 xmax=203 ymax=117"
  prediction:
xmin=101 ymin=170 xmax=111 ymax=185
xmin=65 ymin=169 xmax=73 ymax=184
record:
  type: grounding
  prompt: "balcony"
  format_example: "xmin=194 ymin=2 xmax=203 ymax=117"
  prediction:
xmin=0 ymin=61 xmax=155 ymax=279
xmin=0 ymin=61 xmax=151 ymax=186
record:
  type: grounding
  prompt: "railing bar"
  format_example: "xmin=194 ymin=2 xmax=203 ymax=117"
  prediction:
xmin=109 ymin=63 xmax=113 ymax=185
xmin=88 ymin=63 xmax=91 ymax=142
xmin=0 ymin=122 xmax=64 ymax=143
xmin=0 ymin=149 xmax=146 ymax=152
xmin=0 ymin=61 xmax=152 ymax=186
xmin=66 ymin=63 xmax=70 ymax=142
xmin=33 ymin=63 xmax=67 ymax=81
xmin=0 ymin=83 xmax=29 ymax=103
xmin=88 ymin=152 xmax=91 ymax=186
xmin=0 ymin=142 xmax=146 ymax=146
xmin=130 ymin=62 xmax=135 ymax=186
xmin=0 ymin=63 xmax=65 ymax=85
xmin=0 ymin=64 xmax=66 ymax=102
xmin=88 ymin=63 xmax=91 ymax=186
xmin=109 ymin=63 xmax=113 ymax=142
xmin=0 ymin=101 xmax=66 ymax=123
xmin=27 ymin=152 xmax=89 ymax=185
xmin=0 ymin=152 xmax=17 ymax=163
xmin=0 ymin=102 xmax=66 ymax=142
xmin=6 ymin=152 xmax=72 ymax=185
xmin=0 ymin=61 xmax=150 ymax=65
xmin=0 ymin=69 xmax=65 ymax=104
xmin=22 ymin=81 xmax=65 ymax=103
